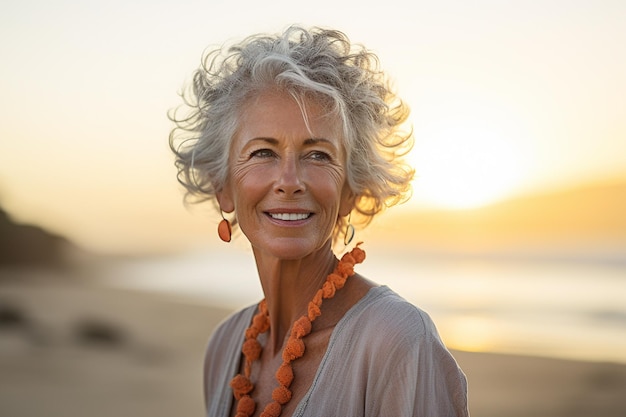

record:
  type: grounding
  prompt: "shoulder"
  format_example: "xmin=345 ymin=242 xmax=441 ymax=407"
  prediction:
xmin=343 ymin=286 xmax=440 ymax=344
xmin=332 ymin=285 xmax=461 ymax=371
xmin=203 ymin=303 xmax=258 ymax=413
xmin=316 ymin=286 xmax=469 ymax=416
xmin=341 ymin=286 xmax=466 ymax=379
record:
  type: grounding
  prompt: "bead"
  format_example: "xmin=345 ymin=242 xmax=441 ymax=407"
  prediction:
xmin=242 ymin=338 xmax=262 ymax=361
xmin=272 ymin=385 xmax=292 ymax=404
xmin=282 ymin=337 xmax=305 ymax=361
xmin=307 ymin=302 xmax=321 ymax=321
xmin=328 ymin=273 xmax=346 ymax=288
xmin=352 ymin=244 xmax=366 ymax=263
xmin=291 ymin=316 xmax=312 ymax=338
xmin=252 ymin=313 xmax=270 ymax=332
xmin=237 ymin=395 xmax=256 ymax=415
xmin=312 ymin=290 xmax=323 ymax=306
xmin=337 ymin=261 xmax=354 ymax=277
xmin=260 ymin=402 xmax=281 ymax=417
xmin=245 ymin=327 xmax=259 ymax=339
xmin=322 ymin=281 xmax=336 ymax=298
xmin=230 ymin=374 xmax=253 ymax=399
xmin=276 ymin=362 xmax=294 ymax=387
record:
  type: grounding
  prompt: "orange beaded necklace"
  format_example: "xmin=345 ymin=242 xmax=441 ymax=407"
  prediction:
xmin=229 ymin=244 xmax=366 ymax=417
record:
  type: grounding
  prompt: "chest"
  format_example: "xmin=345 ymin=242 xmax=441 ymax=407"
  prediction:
xmin=229 ymin=327 xmax=334 ymax=417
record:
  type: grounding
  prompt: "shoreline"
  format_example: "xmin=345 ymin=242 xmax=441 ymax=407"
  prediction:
xmin=1 ymin=274 xmax=625 ymax=417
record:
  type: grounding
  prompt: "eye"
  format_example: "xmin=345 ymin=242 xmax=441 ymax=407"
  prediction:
xmin=307 ymin=151 xmax=332 ymax=162
xmin=249 ymin=148 xmax=276 ymax=159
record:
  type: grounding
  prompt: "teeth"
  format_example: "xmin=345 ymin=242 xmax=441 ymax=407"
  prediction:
xmin=270 ymin=213 xmax=310 ymax=221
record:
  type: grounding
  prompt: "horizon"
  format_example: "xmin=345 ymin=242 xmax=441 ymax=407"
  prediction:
xmin=3 ymin=176 xmax=625 ymax=260
xmin=1 ymin=1 xmax=626 ymax=255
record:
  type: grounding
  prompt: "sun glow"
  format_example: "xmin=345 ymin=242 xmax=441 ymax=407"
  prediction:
xmin=408 ymin=122 xmax=530 ymax=210
xmin=439 ymin=315 xmax=499 ymax=353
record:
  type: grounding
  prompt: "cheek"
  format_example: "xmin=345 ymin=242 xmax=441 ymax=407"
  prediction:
xmin=230 ymin=165 xmax=270 ymax=202
xmin=308 ymin=167 xmax=347 ymax=203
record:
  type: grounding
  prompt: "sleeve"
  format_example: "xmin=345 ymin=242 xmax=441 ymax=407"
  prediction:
xmin=365 ymin=309 xmax=469 ymax=417
xmin=203 ymin=306 xmax=255 ymax=417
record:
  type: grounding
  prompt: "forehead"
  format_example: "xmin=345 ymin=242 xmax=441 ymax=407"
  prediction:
xmin=235 ymin=90 xmax=343 ymax=146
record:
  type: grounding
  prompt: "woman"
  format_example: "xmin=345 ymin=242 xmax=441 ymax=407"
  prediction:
xmin=169 ymin=25 xmax=469 ymax=417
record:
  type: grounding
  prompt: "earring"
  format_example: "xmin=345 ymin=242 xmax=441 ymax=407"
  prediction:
xmin=218 ymin=214 xmax=232 ymax=243
xmin=343 ymin=213 xmax=355 ymax=246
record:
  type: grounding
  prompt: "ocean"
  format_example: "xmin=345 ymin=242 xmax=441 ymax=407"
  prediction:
xmin=100 ymin=244 xmax=626 ymax=364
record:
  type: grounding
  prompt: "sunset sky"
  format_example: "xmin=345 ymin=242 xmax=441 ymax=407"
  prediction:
xmin=1 ymin=0 xmax=625 ymax=254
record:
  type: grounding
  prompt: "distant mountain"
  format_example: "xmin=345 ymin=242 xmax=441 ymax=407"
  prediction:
xmin=371 ymin=181 xmax=626 ymax=262
xmin=0 ymin=207 xmax=71 ymax=266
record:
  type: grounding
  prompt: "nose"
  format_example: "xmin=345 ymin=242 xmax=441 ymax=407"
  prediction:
xmin=274 ymin=155 xmax=305 ymax=195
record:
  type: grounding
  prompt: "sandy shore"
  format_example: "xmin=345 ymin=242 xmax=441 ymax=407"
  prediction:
xmin=1 ymin=269 xmax=625 ymax=417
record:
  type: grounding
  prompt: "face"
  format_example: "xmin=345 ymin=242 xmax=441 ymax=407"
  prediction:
xmin=218 ymin=90 xmax=353 ymax=260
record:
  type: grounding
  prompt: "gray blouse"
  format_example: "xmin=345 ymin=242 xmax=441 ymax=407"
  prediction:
xmin=204 ymin=286 xmax=469 ymax=417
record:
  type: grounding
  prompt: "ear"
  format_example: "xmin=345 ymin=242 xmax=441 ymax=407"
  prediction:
xmin=338 ymin=185 xmax=356 ymax=217
xmin=215 ymin=181 xmax=235 ymax=214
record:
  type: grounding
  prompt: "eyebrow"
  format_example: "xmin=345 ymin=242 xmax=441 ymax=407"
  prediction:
xmin=247 ymin=137 xmax=337 ymax=147
xmin=248 ymin=137 xmax=279 ymax=145
xmin=304 ymin=138 xmax=335 ymax=147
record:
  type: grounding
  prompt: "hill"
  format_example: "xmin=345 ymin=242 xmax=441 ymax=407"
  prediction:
xmin=0 ymin=207 xmax=72 ymax=266
xmin=370 ymin=181 xmax=626 ymax=262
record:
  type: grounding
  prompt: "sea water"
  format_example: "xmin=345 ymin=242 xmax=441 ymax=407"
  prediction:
xmin=101 ymin=245 xmax=626 ymax=364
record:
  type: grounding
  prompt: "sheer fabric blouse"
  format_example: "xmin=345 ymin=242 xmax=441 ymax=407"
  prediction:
xmin=203 ymin=285 xmax=469 ymax=417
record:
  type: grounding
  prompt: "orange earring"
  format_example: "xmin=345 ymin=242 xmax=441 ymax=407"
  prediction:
xmin=218 ymin=215 xmax=232 ymax=243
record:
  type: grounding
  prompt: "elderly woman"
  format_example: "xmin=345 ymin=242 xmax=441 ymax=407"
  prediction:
xmin=169 ymin=26 xmax=468 ymax=417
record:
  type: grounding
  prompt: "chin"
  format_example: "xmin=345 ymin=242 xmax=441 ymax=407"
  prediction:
xmin=256 ymin=237 xmax=329 ymax=260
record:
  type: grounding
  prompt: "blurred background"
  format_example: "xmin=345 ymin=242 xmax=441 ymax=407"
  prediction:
xmin=1 ymin=1 xmax=625 ymax=416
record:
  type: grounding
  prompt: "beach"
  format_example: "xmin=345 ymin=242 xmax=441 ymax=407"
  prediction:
xmin=1 ymin=269 xmax=625 ymax=417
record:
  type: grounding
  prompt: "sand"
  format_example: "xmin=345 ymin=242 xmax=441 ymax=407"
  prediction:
xmin=1 ymin=268 xmax=625 ymax=417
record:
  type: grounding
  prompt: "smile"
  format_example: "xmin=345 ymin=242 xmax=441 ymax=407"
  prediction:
xmin=268 ymin=213 xmax=312 ymax=221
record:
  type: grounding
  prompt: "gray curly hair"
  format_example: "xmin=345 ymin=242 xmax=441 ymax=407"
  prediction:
xmin=169 ymin=25 xmax=414 ymax=240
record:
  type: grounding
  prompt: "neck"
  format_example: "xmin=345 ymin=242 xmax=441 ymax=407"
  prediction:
xmin=252 ymin=244 xmax=337 ymax=355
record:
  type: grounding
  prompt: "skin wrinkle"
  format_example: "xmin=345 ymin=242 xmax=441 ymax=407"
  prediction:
xmin=217 ymin=91 xmax=354 ymax=347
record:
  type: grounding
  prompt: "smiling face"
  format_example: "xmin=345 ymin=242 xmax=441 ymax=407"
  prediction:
xmin=217 ymin=90 xmax=354 ymax=260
